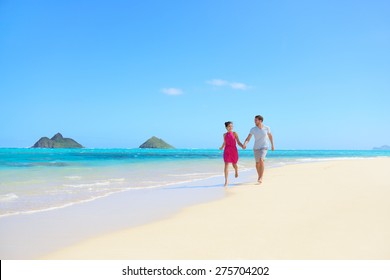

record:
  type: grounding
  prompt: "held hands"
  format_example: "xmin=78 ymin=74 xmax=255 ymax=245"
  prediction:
xmin=242 ymin=145 xmax=247 ymax=150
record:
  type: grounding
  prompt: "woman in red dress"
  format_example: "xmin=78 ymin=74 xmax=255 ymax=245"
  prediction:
xmin=219 ymin=121 xmax=244 ymax=187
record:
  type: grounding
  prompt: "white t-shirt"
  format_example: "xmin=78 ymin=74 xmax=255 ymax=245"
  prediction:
xmin=250 ymin=125 xmax=271 ymax=149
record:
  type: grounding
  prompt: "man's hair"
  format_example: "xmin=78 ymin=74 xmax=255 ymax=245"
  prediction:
xmin=255 ymin=115 xmax=263 ymax=122
xmin=224 ymin=121 xmax=233 ymax=128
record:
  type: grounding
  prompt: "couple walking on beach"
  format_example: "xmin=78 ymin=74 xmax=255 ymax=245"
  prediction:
xmin=219 ymin=115 xmax=274 ymax=187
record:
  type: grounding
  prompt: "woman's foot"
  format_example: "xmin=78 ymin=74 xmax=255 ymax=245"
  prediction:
xmin=235 ymin=171 xmax=238 ymax=178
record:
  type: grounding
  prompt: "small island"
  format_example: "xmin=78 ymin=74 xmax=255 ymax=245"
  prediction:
xmin=32 ymin=133 xmax=84 ymax=148
xmin=373 ymin=145 xmax=390 ymax=150
xmin=139 ymin=136 xmax=174 ymax=149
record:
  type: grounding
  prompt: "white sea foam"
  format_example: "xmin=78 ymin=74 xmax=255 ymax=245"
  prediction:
xmin=63 ymin=181 xmax=111 ymax=188
xmin=0 ymin=195 xmax=113 ymax=218
xmin=295 ymin=157 xmax=367 ymax=162
xmin=0 ymin=168 xmax=257 ymax=218
xmin=0 ymin=180 xmax=201 ymax=218
xmin=168 ymin=172 xmax=218 ymax=177
xmin=64 ymin=176 xmax=82 ymax=180
xmin=109 ymin=178 xmax=126 ymax=182
xmin=0 ymin=193 xmax=18 ymax=202
xmin=63 ymin=178 xmax=126 ymax=188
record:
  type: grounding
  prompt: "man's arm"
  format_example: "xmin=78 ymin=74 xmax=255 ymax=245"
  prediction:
xmin=268 ymin=133 xmax=274 ymax=151
xmin=243 ymin=134 xmax=252 ymax=149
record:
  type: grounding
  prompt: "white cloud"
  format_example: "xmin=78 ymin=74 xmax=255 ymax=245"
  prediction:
xmin=230 ymin=82 xmax=250 ymax=90
xmin=161 ymin=88 xmax=183 ymax=95
xmin=207 ymin=79 xmax=251 ymax=90
xmin=207 ymin=79 xmax=229 ymax=86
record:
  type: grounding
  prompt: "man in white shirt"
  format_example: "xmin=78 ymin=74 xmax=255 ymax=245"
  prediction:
xmin=243 ymin=115 xmax=274 ymax=184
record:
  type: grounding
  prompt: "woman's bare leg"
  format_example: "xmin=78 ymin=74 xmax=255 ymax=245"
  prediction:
xmin=224 ymin=162 xmax=229 ymax=187
xmin=233 ymin=163 xmax=238 ymax=178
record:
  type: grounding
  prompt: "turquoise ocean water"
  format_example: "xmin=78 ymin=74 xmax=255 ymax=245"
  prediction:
xmin=0 ymin=148 xmax=389 ymax=217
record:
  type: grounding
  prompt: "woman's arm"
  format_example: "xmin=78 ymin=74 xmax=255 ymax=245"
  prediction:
xmin=234 ymin=132 xmax=244 ymax=149
xmin=219 ymin=134 xmax=226 ymax=150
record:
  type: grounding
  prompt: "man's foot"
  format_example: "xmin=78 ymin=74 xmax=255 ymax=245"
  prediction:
xmin=224 ymin=181 xmax=228 ymax=187
xmin=258 ymin=177 xmax=263 ymax=184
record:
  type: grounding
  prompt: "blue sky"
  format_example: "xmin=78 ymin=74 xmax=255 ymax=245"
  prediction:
xmin=1 ymin=0 xmax=389 ymax=149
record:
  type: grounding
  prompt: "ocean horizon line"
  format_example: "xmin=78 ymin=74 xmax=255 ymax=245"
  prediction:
xmin=0 ymin=147 xmax=387 ymax=151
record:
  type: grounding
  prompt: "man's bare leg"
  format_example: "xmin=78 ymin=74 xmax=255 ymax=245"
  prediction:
xmin=256 ymin=159 xmax=265 ymax=183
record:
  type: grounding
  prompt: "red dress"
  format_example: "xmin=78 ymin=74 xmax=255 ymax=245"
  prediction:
xmin=223 ymin=132 xmax=238 ymax=164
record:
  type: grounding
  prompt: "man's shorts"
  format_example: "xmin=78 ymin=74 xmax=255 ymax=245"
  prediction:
xmin=254 ymin=148 xmax=268 ymax=162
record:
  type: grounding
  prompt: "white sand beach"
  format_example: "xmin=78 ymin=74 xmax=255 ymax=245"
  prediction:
xmin=42 ymin=158 xmax=390 ymax=259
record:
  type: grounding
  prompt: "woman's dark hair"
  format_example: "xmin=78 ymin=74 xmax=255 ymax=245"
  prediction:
xmin=255 ymin=115 xmax=264 ymax=122
xmin=225 ymin=121 xmax=233 ymax=128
